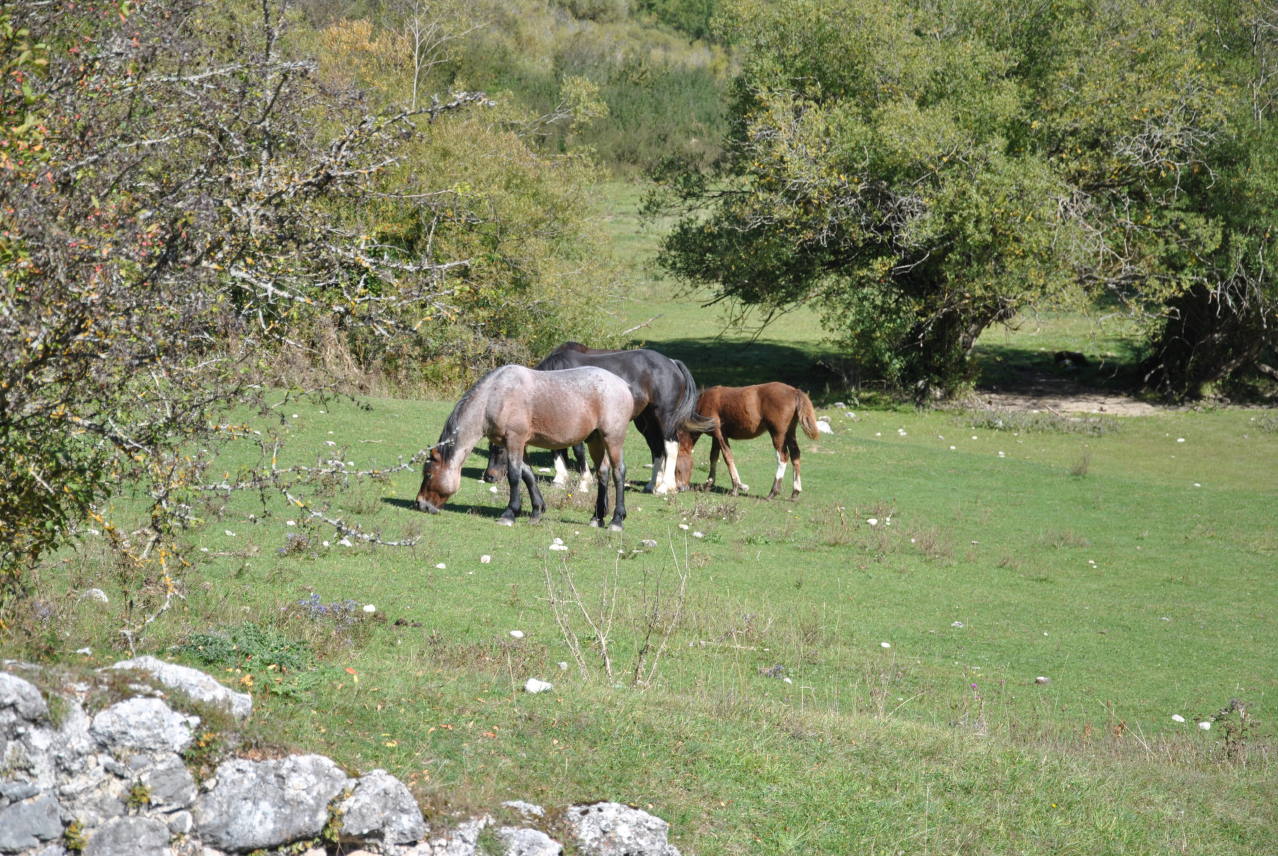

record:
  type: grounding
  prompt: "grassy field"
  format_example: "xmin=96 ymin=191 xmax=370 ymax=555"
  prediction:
xmin=17 ymin=183 xmax=1278 ymax=855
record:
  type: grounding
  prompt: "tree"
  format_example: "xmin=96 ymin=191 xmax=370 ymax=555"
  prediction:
xmin=650 ymin=0 xmax=1083 ymax=395
xmin=650 ymin=0 xmax=1277 ymax=398
xmin=0 ymin=0 xmax=614 ymax=627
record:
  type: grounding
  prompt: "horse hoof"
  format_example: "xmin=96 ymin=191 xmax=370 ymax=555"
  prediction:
xmin=738 ymin=484 xmax=750 ymax=493
xmin=497 ymin=517 xmax=514 ymax=527
xmin=589 ymin=518 xmax=602 ymax=528
xmin=608 ymin=523 xmax=623 ymax=532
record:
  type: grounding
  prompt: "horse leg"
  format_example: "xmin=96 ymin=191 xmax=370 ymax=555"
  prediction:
xmin=705 ymin=436 xmax=720 ymax=490
xmin=606 ymin=435 xmax=627 ymax=530
xmin=524 ymin=459 xmax=546 ymax=522
xmin=573 ymin=442 xmax=594 ymax=492
xmin=787 ymin=430 xmax=803 ymax=500
xmin=500 ymin=444 xmax=526 ymax=526
xmin=719 ymin=434 xmax=748 ymax=495
xmin=635 ymin=411 xmax=664 ymax=493
xmin=768 ymin=430 xmax=789 ymax=500
xmin=586 ymin=436 xmax=609 ymax=527
xmin=551 ymin=448 xmax=570 ymax=487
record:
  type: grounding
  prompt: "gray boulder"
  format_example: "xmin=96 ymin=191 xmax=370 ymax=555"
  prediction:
xmin=405 ymin=816 xmax=490 ymax=856
xmin=337 ymin=768 xmax=427 ymax=846
xmin=110 ymin=657 xmax=252 ymax=721
xmin=564 ymin=802 xmax=680 ymax=856
xmin=192 ymin=754 xmax=351 ymax=852
xmin=90 ymin=698 xmax=198 ymax=753
xmin=83 ymin=816 xmax=171 ymax=856
xmin=0 ymin=794 xmax=62 ymax=853
xmin=496 ymin=826 xmax=562 ymax=856
xmin=137 ymin=752 xmax=197 ymax=810
xmin=0 ymin=671 xmax=49 ymax=725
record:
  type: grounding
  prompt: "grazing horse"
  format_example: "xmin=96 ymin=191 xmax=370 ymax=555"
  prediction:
xmin=674 ymin=382 xmax=820 ymax=499
xmin=416 ymin=365 xmax=634 ymax=529
xmin=486 ymin=342 xmax=716 ymax=494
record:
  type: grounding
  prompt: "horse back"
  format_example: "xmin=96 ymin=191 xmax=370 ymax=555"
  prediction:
xmin=698 ymin=382 xmax=808 ymax=440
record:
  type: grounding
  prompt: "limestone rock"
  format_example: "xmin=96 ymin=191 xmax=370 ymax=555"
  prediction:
xmin=192 ymin=754 xmax=351 ymax=852
xmin=496 ymin=826 xmax=562 ymax=856
xmin=110 ymin=657 xmax=252 ymax=720
xmin=90 ymin=698 xmax=198 ymax=753
xmin=84 ymin=815 xmax=171 ymax=856
xmin=564 ymin=802 xmax=680 ymax=856
xmin=0 ymin=671 xmax=49 ymax=724
xmin=338 ymin=768 xmax=427 ymax=846
xmin=407 ymin=816 xmax=491 ymax=856
xmin=0 ymin=793 xmax=62 ymax=853
xmin=138 ymin=752 xmax=197 ymax=810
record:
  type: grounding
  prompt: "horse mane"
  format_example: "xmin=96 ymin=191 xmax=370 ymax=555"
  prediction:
xmin=436 ymin=366 xmax=504 ymax=458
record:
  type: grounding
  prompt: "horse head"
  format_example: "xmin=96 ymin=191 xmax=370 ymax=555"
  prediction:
xmin=673 ymin=429 xmax=700 ymax=491
xmin=416 ymin=445 xmax=460 ymax=513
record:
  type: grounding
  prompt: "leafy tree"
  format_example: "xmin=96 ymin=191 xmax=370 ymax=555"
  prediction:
xmin=651 ymin=0 xmax=1278 ymax=398
xmin=0 ymin=0 xmax=615 ymax=628
xmin=650 ymin=0 xmax=1084 ymax=395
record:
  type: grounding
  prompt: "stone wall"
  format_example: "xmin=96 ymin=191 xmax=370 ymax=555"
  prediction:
xmin=0 ymin=659 xmax=680 ymax=856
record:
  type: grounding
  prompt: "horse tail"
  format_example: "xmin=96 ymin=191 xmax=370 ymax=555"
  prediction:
xmin=796 ymin=389 xmax=820 ymax=439
xmin=672 ymin=359 xmax=718 ymax=435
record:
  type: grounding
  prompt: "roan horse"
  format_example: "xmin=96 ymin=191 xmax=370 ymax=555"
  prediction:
xmin=485 ymin=342 xmax=715 ymax=494
xmin=417 ymin=365 xmax=634 ymax=529
xmin=674 ymin=382 xmax=820 ymax=499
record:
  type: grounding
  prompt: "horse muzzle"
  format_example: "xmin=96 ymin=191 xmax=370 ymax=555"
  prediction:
xmin=417 ymin=497 xmax=441 ymax=514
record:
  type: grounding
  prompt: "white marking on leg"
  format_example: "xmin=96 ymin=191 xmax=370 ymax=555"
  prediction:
xmin=552 ymin=454 xmax=569 ymax=487
xmin=793 ymin=474 xmax=802 ymax=493
xmin=727 ymin=458 xmax=747 ymax=492
xmin=577 ymin=470 xmax=594 ymax=493
xmin=654 ymin=441 xmax=679 ymax=494
xmin=775 ymin=451 xmax=787 ymax=483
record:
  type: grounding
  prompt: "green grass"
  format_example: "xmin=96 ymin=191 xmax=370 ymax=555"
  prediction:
xmin=12 ymin=182 xmax=1278 ymax=855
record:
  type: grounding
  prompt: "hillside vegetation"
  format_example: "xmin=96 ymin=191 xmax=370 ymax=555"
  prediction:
xmin=2 ymin=1 xmax=1277 ymax=852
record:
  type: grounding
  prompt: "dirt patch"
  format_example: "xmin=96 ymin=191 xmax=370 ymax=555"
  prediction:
xmin=971 ymin=374 xmax=1159 ymax=416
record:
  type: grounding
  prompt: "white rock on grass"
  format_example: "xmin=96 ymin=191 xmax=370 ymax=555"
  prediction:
xmin=523 ymin=678 xmax=554 ymax=694
xmin=564 ymin=801 xmax=681 ymax=856
xmin=110 ymin=655 xmax=253 ymax=720
xmin=816 ymin=420 xmax=833 ymax=434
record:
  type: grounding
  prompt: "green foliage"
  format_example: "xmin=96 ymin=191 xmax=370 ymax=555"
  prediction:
xmin=176 ymin=622 xmax=323 ymax=699
xmin=651 ymin=0 xmax=1278 ymax=398
xmin=636 ymin=0 xmax=717 ymax=41
xmin=1 ymin=0 xmax=628 ymax=623
xmin=430 ymin=0 xmax=730 ymax=172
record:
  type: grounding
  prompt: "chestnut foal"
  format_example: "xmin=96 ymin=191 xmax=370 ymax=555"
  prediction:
xmin=674 ymin=382 xmax=819 ymax=499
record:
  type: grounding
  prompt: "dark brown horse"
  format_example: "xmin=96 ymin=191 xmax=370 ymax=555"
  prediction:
xmin=417 ymin=365 xmax=634 ymax=529
xmin=674 ymin=383 xmax=819 ymax=499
